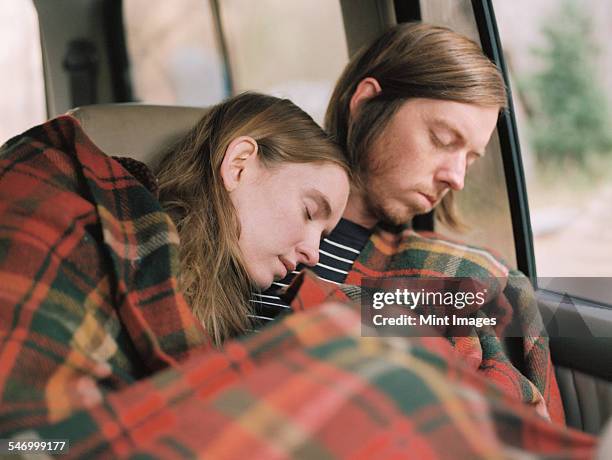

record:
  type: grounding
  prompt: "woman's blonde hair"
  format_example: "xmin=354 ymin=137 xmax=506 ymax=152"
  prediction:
xmin=325 ymin=22 xmax=508 ymax=227
xmin=157 ymin=92 xmax=349 ymax=345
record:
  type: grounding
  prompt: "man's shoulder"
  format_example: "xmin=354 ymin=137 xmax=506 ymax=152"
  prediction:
xmin=409 ymin=229 xmax=509 ymax=262
xmin=386 ymin=228 xmax=511 ymax=278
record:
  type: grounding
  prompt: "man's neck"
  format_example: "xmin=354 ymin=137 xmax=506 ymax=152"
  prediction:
xmin=342 ymin=190 xmax=378 ymax=229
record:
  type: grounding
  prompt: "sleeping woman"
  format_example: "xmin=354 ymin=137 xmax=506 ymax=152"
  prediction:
xmin=0 ymin=92 xmax=349 ymax=432
xmin=156 ymin=93 xmax=350 ymax=344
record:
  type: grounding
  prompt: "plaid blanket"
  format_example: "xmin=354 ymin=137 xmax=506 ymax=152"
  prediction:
xmin=0 ymin=117 xmax=596 ymax=458
xmin=336 ymin=227 xmax=566 ymax=425
xmin=0 ymin=116 xmax=211 ymax=424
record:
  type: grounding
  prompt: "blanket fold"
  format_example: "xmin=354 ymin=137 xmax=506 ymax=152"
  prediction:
xmin=343 ymin=227 xmax=565 ymax=424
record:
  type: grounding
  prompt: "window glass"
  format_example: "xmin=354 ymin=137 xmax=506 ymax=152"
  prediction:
xmin=218 ymin=0 xmax=348 ymax=124
xmin=123 ymin=0 xmax=228 ymax=106
xmin=493 ymin=0 xmax=612 ymax=284
xmin=421 ymin=0 xmax=518 ymax=269
xmin=0 ymin=0 xmax=46 ymax=145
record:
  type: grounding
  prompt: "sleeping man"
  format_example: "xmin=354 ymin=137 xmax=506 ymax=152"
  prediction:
xmin=251 ymin=22 xmax=566 ymax=425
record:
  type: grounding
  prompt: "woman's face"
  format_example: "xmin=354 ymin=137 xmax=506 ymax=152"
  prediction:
xmin=221 ymin=137 xmax=350 ymax=289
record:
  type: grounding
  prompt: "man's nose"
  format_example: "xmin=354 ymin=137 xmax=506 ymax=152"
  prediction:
xmin=437 ymin=154 xmax=466 ymax=191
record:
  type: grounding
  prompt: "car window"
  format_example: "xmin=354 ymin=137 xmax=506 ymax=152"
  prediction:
xmin=493 ymin=0 xmax=612 ymax=304
xmin=0 ymin=0 xmax=46 ymax=145
xmin=420 ymin=0 xmax=518 ymax=269
xmin=217 ymin=0 xmax=348 ymax=124
xmin=123 ymin=0 xmax=228 ymax=107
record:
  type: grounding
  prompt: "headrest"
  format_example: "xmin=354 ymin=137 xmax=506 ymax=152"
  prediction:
xmin=67 ymin=104 xmax=209 ymax=168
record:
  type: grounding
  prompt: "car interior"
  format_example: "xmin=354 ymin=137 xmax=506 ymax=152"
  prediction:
xmin=6 ymin=0 xmax=612 ymax=437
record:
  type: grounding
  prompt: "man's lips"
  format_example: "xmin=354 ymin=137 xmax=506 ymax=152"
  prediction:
xmin=419 ymin=192 xmax=438 ymax=207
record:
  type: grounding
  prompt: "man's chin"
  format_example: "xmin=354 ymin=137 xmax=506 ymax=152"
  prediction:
xmin=377 ymin=206 xmax=417 ymax=226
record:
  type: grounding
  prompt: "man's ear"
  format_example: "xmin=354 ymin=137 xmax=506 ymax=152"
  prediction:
xmin=220 ymin=136 xmax=258 ymax=192
xmin=349 ymin=77 xmax=382 ymax=117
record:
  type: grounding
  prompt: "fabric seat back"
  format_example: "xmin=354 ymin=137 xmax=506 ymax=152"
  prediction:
xmin=67 ymin=104 xmax=208 ymax=168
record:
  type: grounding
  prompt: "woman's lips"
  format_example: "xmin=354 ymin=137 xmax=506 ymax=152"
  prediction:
xmin=278 ymin=257 xmax=296 ymax=278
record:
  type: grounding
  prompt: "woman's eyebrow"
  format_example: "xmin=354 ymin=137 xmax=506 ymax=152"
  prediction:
xmin=306 ymin=189 xmax=332 ymax=219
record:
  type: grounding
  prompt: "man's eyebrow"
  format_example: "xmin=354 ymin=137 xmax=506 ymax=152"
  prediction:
xmin=431 ymin=119 xmax=485 ymax=156
xmin=472 ymin=149 xmax=486 ymax=157
xmin=430 ymin=119 xmax=465 ymax=142
xmin=306 ymin=189 xmax=332 ymax=219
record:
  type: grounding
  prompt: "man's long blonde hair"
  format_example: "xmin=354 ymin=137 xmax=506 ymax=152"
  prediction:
xmin=157 ymin=93 xmax=349 ymax=345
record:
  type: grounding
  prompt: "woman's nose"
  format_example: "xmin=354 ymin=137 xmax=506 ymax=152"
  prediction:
xmin=296 ymin=238 xmax=320 ymax=267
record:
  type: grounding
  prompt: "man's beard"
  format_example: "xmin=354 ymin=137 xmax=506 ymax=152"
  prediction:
xmin=359 ymin=152 xmax=415 ymax=226
xmin=362 ymin=186 xmax=415 ymax=226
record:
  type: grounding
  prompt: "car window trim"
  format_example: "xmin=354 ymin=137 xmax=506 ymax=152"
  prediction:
xmin=471 ymin=0 xmax=537 ymax=283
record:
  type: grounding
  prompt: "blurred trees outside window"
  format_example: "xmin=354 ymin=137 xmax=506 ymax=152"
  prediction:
xmin=522 ymin=0 xmax=612 ymax=164
xmin=494 ymin=0 xmax=612 ymax=279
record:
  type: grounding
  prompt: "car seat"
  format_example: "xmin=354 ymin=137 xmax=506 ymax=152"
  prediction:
xmin=67 ymin=103 xmax=209 ymax=168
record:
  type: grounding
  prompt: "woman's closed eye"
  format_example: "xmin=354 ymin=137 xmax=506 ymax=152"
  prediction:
xmin=302 ymin=190 xmax=333 ymax=227
xmin=304 ymin=204 xmax=313 ymax=221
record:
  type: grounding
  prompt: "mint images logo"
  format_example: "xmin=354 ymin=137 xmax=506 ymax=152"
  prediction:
xmin=360 ymin=276 xmax=611 ymax=339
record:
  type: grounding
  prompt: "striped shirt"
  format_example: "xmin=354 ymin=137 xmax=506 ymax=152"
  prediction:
xmin=249 ymin=218 xmax=372 ymax=329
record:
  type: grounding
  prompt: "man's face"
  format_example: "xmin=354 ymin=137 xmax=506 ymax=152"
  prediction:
xmin=360 ymin=98 xmax=499 ymax=226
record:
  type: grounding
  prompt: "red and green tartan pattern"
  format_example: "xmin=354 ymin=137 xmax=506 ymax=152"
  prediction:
xmin=0 ymin=117 xmax=596 ymax=458
xmin=0 ymin=116 xmax=211 ymax=430
xmin=344 ymin=228 xmax=565 ymax=424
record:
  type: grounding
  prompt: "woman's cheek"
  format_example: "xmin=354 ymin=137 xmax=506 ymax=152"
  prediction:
xmin=283 ymin=212 xmax=304 ymax=246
